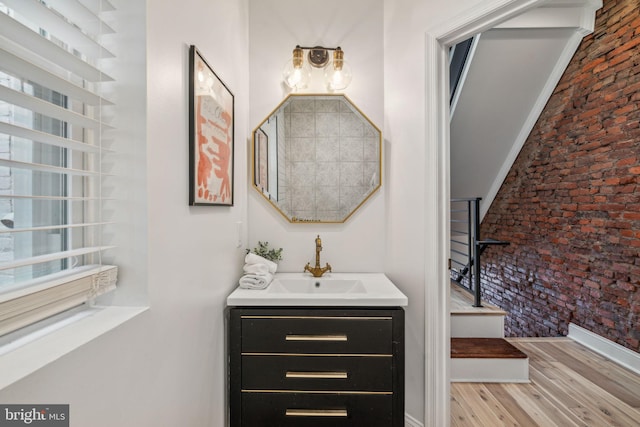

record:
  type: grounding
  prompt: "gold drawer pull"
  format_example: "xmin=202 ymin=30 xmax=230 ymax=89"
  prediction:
xmin=286 ymin=371 xmax=348 ymax=379
xmin=285 ymin=409 xmax=348 ymax=417
xmin=285 ymin=334 xmax=347 ymax=342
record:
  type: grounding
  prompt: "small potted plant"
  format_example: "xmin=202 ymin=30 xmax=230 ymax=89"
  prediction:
xmin=246 ymin=241 xmax=283 ymax=263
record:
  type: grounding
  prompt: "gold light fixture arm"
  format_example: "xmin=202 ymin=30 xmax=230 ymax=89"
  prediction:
xmin=284 ymin=45 xmax=352 ymax=90
xmin=293 ymin=45 xmax=343 ymax=68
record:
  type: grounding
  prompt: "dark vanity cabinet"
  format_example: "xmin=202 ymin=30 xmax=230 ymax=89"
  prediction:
xmin=227 ymin=307 xmax=405 ymax=426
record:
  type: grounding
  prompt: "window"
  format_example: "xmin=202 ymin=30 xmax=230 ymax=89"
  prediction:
xmin=0 ymin=0 xmax=117 ymax=337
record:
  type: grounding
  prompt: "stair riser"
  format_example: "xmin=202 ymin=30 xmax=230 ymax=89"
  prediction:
xmin=451 ymin=314 xmax=504 ymax=338
xmin=451 ymin=357 xmax=529 ymax=383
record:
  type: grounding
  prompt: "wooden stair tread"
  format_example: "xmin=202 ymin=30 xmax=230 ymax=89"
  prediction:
xmin=450 ymin=281 xmax=506 ymax=315
xmin=451 ymin=338 xmax=528 ymax=359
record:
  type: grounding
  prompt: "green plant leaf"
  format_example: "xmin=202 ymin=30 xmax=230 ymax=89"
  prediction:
xmin=246 ymin=241 xmax=283 ymax=263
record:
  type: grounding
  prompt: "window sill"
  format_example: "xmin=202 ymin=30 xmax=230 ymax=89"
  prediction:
xmin=0 ymin=305 xmax=148 ymax=390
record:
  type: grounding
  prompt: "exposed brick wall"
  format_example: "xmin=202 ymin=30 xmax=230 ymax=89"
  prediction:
xmin=480 ymin=0 xmax=640 ymax=352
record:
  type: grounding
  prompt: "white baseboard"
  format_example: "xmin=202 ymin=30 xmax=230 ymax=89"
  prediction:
xmin=568 ymin=323 xmax=640 ymax=375
xmin=405 ymin=413 xmax=424 ymax=427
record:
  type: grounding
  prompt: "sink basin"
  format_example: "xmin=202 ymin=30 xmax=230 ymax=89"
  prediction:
xmin=267 ymin=278 xmax=366 ymax=294
xmin=226 ymin=273 xmax=408 ymax=307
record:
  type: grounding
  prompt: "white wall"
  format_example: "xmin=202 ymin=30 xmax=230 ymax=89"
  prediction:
xmin=0 ymin=1 xmax=538 ymax=426
xmin=383 ymin=0 xmax=490 ymax=423
xmin=0 ymin=1 xmax=250 ymax=426
xmin=247 ymin=0 xmax=385 ymax=274
xmin=248 ymin=0 xmax=492 ymax=424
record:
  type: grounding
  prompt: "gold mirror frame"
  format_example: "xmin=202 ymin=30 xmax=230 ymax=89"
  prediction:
xmin=251 ymin=94 xmax=382 ymax=223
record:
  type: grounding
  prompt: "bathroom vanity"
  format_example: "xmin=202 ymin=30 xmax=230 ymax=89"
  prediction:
xmin=226 ymin=273 xmax=407 ymax=426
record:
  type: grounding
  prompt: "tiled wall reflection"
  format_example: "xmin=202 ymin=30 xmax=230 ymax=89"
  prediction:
xmin=278 ymin=97 xmax=380 ymax=222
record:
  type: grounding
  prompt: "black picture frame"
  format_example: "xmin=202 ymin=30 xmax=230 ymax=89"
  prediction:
xmin=188 ymin=45 xmax=234 ymax=206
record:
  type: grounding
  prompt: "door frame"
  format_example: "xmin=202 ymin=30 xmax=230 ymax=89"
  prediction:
xmin=423 ymin=1 xmax=548 ymax=426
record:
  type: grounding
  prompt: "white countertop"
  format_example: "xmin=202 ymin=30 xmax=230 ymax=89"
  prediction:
xmin=226 ymin=272 xmax=408 ymax=307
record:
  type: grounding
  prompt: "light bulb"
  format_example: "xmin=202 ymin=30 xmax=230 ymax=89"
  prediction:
xmin=324 ymin=48 xmax=352 ymax=91
xmin=324 ymin=61 xmax=352 ymax=91
xmin=283 ymin=63 xmax=311 ymax=89
xmin=282 ymin=46 xmax=311 ymax=90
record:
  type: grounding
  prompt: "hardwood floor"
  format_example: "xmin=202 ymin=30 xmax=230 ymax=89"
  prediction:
xmin=450 ymin=338 xmax=640 ymax=427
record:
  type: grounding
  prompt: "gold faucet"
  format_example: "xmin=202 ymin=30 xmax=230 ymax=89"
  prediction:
xmin=304 ymin=235 xmax=332 ymax=277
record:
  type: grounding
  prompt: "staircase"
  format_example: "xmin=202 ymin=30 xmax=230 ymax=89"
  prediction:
xmin=450 ymin=198 xmax=509 ymax=307
xmin=449 ymin=197 xmax=528 ymax=382
xmin=450 ymin=282 xmax=529 ymax=382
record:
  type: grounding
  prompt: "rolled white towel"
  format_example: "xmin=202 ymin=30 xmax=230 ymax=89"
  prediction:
xmin=243 ymin=263 xmax=270 ymax=275
xmin=244 ymin=253 xmax=278 ymax=274
xmin=239 ymin=273 xmax=273 ymax=290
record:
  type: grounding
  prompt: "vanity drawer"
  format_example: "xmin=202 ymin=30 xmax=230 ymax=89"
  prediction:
xmin=241 ymin=355 xmax=392 ymax=391
xmin=241 ymin=316 xmax=392 ymax=354
xmin=241 ymin=392 xmax=392 ymax=427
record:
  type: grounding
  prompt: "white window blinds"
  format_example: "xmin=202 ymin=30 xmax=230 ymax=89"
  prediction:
xmin=0 ymin=0 xmax=117 ymax=337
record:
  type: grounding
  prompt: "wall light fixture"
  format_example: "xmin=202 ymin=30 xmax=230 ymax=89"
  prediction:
xmin=282 ymin=45 xmax=353 ymax=91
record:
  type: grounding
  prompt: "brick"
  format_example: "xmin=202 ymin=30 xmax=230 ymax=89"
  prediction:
xmin=616 ymin=156 xmax=637 ymax=167
xmin=479 ymin=0 xmax=640 ymax=353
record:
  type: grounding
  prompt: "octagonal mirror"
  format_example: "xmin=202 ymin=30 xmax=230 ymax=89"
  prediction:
xmin=252 ymin=94 xmax=381 ymax=223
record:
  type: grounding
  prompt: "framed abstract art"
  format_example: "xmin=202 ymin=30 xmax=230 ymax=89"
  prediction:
xmin=189 ymin=45 xmax=234 ymax=206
